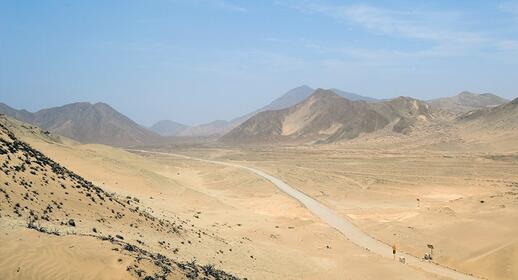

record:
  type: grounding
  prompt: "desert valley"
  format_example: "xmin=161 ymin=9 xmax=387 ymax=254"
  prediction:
xmin=1 ymin=87 xmax=517 ymax=280
xmin=2 ymin=2 xmax=518 ymax=279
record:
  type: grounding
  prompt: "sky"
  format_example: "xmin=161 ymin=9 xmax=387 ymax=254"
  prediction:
xmin=1 ymin=0 xmax=517 ymax=126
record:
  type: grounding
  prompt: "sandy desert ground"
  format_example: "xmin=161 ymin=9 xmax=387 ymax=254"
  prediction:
xmin=1 ymin=118 xmax=517 ymax=279
xmin=165 ymin=144 xmax=518 ymax=280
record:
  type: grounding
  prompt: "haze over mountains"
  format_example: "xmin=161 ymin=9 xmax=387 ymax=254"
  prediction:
xmin=149 ymin=120 xmax=188 ymax=137
xmin=224 ymin=91 xmax=516 ymax=144
xmin=428 ymin=91 xmax=509 ymax=114
xmin=151 ymin=85 xmax=377 ymax=137
xmin=223 ymin=90 xmax=515 ymax=146
xmin=0 ymin=86 xmax=514 ymax=147
xmin=458 ymin=97 xmax=518 ymax=129
xmin=221 ymin=89 xmax=434 ymax=144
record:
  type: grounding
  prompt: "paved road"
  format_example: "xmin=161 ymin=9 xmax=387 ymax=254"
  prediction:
xmin=131 ymin=149 xmax=480 ymax=280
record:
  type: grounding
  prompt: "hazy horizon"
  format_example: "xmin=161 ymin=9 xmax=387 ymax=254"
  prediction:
xmin=1 ymin=0 xmax=517 ymax=126
xmin=0 ymin=85 xmax=511 ymax=127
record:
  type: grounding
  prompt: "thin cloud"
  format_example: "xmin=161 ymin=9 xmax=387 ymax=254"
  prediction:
xmin=290 ymin=2 xmax=484 ymax=45
xmin=199 ymin=0 xmax=248 ymax=13
xmin=282 ymin=1 xmax=518 ymax=61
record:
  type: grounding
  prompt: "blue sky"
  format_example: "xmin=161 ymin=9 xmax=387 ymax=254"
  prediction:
xmin=1 ymin=0 xmax=517 ymax=125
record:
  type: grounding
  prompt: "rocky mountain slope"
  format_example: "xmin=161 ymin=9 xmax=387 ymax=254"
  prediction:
xmin=428 ymin=91 xmax=508 ymax=114
xmin=176 ymin=86 xmax=376 ymax=137
xmin=0 ymin=102 xmax=162 ymax=147
xmin=221 ymin=89 xmax=434 ymax=144
xmin=457 ymin=97 xmax=518 ymax=129
xmin=0 ymin=103 xmax=34 ymax=123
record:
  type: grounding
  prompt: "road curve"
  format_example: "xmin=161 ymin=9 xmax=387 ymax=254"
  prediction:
xmin=130 ymin=149 xmax=479 ymax=280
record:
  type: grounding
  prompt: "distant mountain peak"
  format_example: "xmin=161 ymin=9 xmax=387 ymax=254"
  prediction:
xmin=293 ymin=85 xmax=313 ymax=90
xmin=93 ymin=101 xmax=112 ymax=108
xmin=428 ymin=91 xmax=508 ymax=114
xmin=391 ymin=96 xmax=422 ymax=103
xmin=221 ymin=92 xmax=432 ymax=144
xmin=149 ymin=120 xmax=188 ymax=136
xmin=311 ymin=88 xmax=338 ymax=98
xmin=0 ymin=101 xmax=161 ymax=146
xmin=391 ymin=96 xmax=410 ymax=101
xmin=261 ymin=85 xmax=316 ymax=111
xmin=308 ymin=89 xmax=359 ymax=105
xmin=64 ymin=101 xmax=93 ymax=107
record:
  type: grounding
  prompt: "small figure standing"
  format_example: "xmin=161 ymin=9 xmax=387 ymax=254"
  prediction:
xmin=392 ymin=244 xmax=397 ymax=260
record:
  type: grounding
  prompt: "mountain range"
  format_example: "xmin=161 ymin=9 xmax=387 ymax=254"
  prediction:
xmin=0 ymin=87 xmax=513 ymax=147
xmin=221 ymin=89 xmax=434 ymax=144
xmin=223 ymin=90 xmax=515 ymax=145
xmin=151 ymin=85 xmax=377 ymax=137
